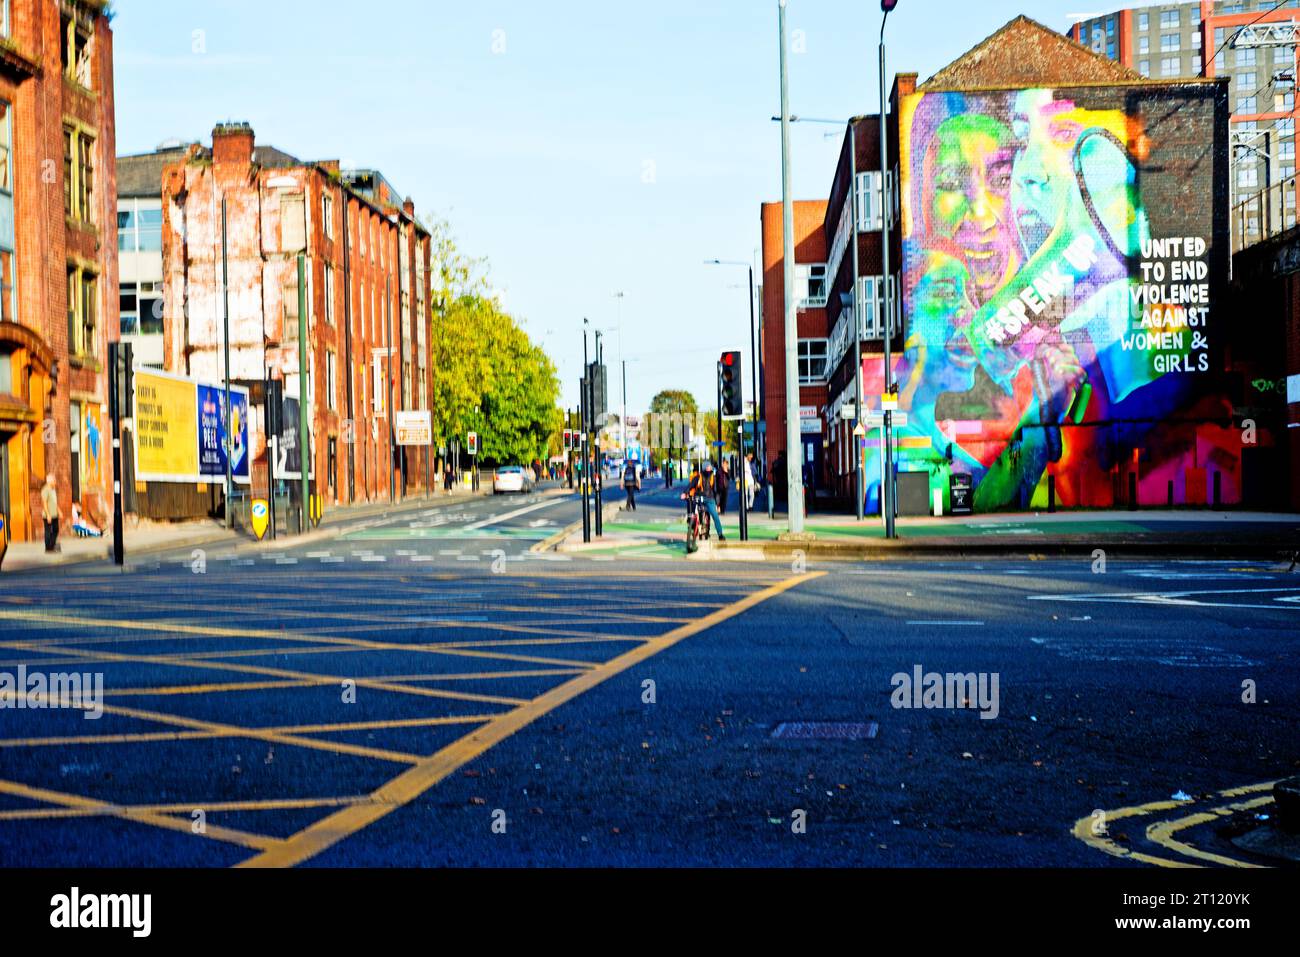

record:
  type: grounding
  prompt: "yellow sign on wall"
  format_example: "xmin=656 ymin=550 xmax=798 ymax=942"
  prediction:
xmin=134 ymin=370 xmax=200 ymax=481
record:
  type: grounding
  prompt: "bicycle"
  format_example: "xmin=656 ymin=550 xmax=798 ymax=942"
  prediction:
xmin=682 ymin=492 xmax=711 ymax=554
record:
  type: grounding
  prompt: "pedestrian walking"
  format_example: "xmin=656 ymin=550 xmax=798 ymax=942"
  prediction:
xmin=40 ymin=473 xmax=62 ymax=553
xmin=622 ymin=460 xmax=640 ymax=511
xmin=715 ymin=459 xmax=730 ymax=515
xmin=744 ymin=451 xmax=758 ymax=511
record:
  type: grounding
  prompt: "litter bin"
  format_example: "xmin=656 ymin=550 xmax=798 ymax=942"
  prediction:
xmin=949 ymin=473 xmax=973 ymax=515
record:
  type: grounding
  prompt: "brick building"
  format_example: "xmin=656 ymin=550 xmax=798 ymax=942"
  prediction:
xmin=1070 ymin=1 xmax=1300 ymax=243
xmin=761 ymin=16 xmax=1272 ymax=515
xmin=758 ymin=198 xmax=829 ymax=493
xmin=0 ymin=0 xmax=116 ymax=544
xmin=148 ymin=123 xmax=433 ymax=515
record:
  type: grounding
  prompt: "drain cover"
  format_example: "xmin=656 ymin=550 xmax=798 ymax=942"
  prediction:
xmin=771 ymin=721 xmax=878 ymax=740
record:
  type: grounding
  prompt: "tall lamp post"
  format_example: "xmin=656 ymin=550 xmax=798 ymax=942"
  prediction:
xmin=778 ymin=0 xmax=805 ymax=534
xmin=880 ymin=0 xmax=899 ymax=538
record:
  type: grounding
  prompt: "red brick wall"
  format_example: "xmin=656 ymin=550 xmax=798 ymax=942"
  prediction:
xmin=1 ymin=1 xmax=116 ymax=540
xmin=760 ymin=198 xmax=829 ymax=475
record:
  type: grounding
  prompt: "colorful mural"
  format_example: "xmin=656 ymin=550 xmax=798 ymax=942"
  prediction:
xmin=867 ymin=86 xmax=1239 ymax=512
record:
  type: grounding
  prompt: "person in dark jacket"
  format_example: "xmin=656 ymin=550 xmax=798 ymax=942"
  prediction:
xmin=622 ymin=461 xmax=641 ymax=510
xmin=715 ymin=458 xmax=730 ymax=515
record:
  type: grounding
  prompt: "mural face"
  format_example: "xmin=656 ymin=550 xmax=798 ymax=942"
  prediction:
xmin=858 ymin=86 xmax=1244 ymax=512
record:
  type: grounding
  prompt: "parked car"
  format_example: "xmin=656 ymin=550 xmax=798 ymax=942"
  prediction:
xmin=492 ymin=465 xmax=534 ymax=494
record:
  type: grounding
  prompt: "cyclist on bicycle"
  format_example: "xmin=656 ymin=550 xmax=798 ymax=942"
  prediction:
xmin=684 ymin=460 xmax=726 ymax=542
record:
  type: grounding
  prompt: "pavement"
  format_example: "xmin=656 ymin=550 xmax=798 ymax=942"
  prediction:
xmin=554 ymin=483 xmax=1300 ymax=560
xmin=0 ymin=478 xmax=1295 ymax=868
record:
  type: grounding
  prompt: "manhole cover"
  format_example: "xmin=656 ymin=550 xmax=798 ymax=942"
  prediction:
xmin=771 ymin=721 xmax=878 ymax=740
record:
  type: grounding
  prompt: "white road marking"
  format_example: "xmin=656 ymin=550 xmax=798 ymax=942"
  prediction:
xmin=464 ymin=498 xmax=557 ymax=531
xmin=906 ymin=620 xmax=984 ymax=626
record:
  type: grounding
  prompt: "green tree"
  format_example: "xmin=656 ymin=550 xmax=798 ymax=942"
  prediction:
xmin=427 ymin=219 xmax=563 ymax=467
xmin=647 ymin=389 xmax=699 ymax=463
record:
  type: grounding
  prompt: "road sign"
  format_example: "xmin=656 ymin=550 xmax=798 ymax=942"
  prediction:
xmin=853 ymin=422 xmax=866 ymax=437
xmin=394 ymin=410 xmax=432 ymax=446
xmin=839 ymin=404 xmax=857 ymax=420
xmin=881 ymin=392 xmax=899 ymax=411
xmin=251 ymin=499 xmax=270 ymax=540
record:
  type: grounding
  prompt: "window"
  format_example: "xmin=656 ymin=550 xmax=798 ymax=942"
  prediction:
xmin=61 ymin=6 xmax=94 ymax=88
xmin=326 ymin=350 xmax=337 ymax=411
xmin=1162 ymin=57 xmax=1180 ymax=76
xmin=1237 ymin=164 xmax=1259 ymax=189
xmin=1105 ymin=16 xmax=1114 ymax=36
xmin=1237 ymin=48 xmax=1256 ymax=67
xmin=1192 ymin=55 xmax=1202 ymax=75
xmin=67 ymin=265 xmax=97 ymax=358
xmin=1239 ymin=72 xmax=1257 ymax=93
xmin=64 ymin=126 xmax=94 ymax=223
xmin=1278 ymin=91 xmax=1295 ymax=111
xmin=1280 ymin=139 xmax=1296 ymax=160
xmin=797 ymin=339 xmax=828 ymax=384
xmin=1138 ymin=12 xmax=1148 ymax=31
xmin=1106 ymin=41 xmax=1116 ymax=59
xmin=1079 ymin=24 xmax=1089 ymax=45
xmin=856 ymin=170 xmax=886 ymax=230
xmin=1190 ymin=7 xmax=1200 ymax=28
xmin=1138 ymin=36 xmax=1149 ymax=54
xmin=322 ymin=191 xmax=333 ymax=240
xmin=118 ymin=201 xmax=161 ymax=252
xmin=279 ymin=191 xmax=305 ymax=252
xmin=795 ymin=263 xmax=828 ymax=308
xmin=1 ymin=0 xmax=9 ymax=39
xmin=1139 ymin=59 xmax=1151 ymax=76
xmin=1160 ymin=10 xmax=1179 ymax=29
xmin=1278 ymin=118 xmax=1295 ymax=137
xmin=1161 ymin=33 xmax=1180 ymax=52
xmin=1239 ymin=95 xmax=1257 ymax=113
xmin=324 ymin=263 xmax=335 ymax=324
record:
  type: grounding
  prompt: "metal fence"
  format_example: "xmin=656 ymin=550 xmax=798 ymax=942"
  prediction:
xmin=1231 ymin=175 xmax=1299 ymax=253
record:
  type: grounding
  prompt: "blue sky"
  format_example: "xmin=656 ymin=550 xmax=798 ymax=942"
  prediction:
xmin=113 ymin=0 xmax=1097 ymax=416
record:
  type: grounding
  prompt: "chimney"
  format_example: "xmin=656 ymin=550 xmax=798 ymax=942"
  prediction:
xmin=212 ymin=122 xmax=254 ymax=183
xmin=403 ymin=197 xmax=415 ymax=218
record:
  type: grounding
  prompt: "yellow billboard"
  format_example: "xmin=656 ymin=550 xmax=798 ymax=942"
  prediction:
xmin=133 ymin=369 xmax=200 ymax=481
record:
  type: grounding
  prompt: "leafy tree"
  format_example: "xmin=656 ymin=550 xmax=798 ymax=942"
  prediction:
xmin=647 ymin=389 xmax=698 ymax=463
xmin=426 ymin=219 xmax=562 ymax=468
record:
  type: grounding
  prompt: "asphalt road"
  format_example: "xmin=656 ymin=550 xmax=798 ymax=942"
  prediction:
xmin=0 ymin=485 xmax=1296 ymax=867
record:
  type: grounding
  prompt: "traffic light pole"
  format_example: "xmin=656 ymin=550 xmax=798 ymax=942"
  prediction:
xmin=108 ymin=342 xmax=126 ymax=566
xmin=581 ymin=326 xmax=591 ymax=544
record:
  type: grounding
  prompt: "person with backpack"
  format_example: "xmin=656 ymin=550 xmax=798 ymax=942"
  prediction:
xmin=622 ymin=460 xmax=641 ymax=510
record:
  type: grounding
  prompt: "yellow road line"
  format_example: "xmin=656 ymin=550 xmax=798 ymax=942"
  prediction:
xmin=237 ymin=571 xmax=824 ymax=868
xmin=0 ymin=713 xmax=497 ymax=749
xmin=1145 ymin=795 xmax=1274 ymax=868
xmin=94 ymin=702 xmax=424 ymax=765
xmin=0 ymin=794 xmax=372 ymax=822
xmin=0 ymin=638 xmax=531 ymax=707
xmin=0 ymin=778 xmax=281 ymax=852
xmin=1073 ymin=781 xmax=1278 ymax=868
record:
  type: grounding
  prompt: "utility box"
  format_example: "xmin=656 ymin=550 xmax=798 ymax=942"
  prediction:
xmin=896 ymin=471 xmax=931 ymax=516
xmin=949 ymin=473 xmax=973 ymax=515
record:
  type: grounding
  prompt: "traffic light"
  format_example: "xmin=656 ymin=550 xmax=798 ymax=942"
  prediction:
xmin=563 ymin=428 xmax=573 ymax=451
xmin=266 ymin=378 xmax=284 ymax=437
xmin=467 ymin=431 xmax=479 ymax=456
xmin=719 ymin=350 xmax=742 ymax=418
xmin=111 ymin=341 xmax=134 ymax=417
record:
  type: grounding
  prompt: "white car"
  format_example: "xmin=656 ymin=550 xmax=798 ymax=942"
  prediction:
xmin=492 ymin=465 xmax=534 ymax=494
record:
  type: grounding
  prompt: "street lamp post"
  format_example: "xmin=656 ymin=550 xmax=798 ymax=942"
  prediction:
xmin=778 ymin=0 xmax=805 ymax=535
xmin=879 ymin=0 xmax=898 ymax=539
